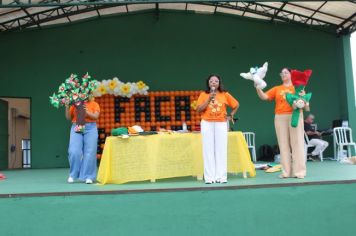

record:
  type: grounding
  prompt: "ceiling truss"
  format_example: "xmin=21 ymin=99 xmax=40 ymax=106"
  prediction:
xmin=0 ymin=1 xmax=355 ymax=35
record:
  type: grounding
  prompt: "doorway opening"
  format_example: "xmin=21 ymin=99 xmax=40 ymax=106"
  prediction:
xmin=0 ymin=97 xmax=31 ymax=169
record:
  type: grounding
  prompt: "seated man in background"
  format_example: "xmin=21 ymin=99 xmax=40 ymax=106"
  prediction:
xmin=304 ymin=114 xmax=329 ymax=159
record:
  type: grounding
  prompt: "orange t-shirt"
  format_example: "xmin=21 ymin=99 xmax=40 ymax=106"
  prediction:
xmin=197 ymin=91 xmax=239 ymax=122
xmin=69 ymin=101 xmax=100 ymax=123
xmin=265 ymin=85 xmax=295 ymax=114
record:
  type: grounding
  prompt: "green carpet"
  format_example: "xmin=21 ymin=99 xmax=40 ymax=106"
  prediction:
xmin=0 ymin=183 xmax=355 ymax=236
xmin=1 ymin=161 xmax=356 ymax=195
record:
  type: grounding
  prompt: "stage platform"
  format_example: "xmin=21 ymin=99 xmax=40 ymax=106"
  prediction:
xmin=1 ymin=161 xmax=356 ymax=236
xmin=1 ymin=161 xmax=356 ymax=198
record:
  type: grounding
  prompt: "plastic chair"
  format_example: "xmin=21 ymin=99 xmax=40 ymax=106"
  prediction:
xmin=243 ymin=132 xmax=257 ymax=162
xmin=333 ymin=127 xmax=356 ymax=161
xmin=304 ymin=132 xmax=324 ymax=161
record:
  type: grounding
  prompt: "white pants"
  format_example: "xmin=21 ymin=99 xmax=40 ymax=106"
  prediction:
xmin=309 ymin=138 xmax=329 ymax=156
xmin=201 ymin=120 xmax=228 ymax=182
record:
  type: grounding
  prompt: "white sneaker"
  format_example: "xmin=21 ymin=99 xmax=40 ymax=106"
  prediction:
xmin=67 ymin=177 xmax=74 ymax=183
xmin=85 ymin=179 xmax=93 ymax=184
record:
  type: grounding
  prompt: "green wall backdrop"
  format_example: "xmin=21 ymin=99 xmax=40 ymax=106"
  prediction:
xmin=0 ymin=11 xmax=349 ymax=168
xmin=342 ymin=36 xmax=356 ymax=152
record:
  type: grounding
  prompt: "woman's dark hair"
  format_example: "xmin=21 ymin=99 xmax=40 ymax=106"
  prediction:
xmin=282 ymin=68 xmax=291 ymax=73
xmin=205 ymin=74 xmax=226 ymax=93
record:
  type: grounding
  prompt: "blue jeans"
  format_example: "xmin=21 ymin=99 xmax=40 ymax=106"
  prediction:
xmin=68 ymin=123 xmax=98 ymax=181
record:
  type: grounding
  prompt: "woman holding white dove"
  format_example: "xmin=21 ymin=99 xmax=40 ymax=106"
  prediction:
xmin=255 ymin=68 xmax=309 ymax=179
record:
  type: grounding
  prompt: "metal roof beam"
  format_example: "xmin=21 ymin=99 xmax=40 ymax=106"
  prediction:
xmin=270 ymin=2 xmax=287 ymax=22
xmin=0 ymin=0 xmax=346 ymax=8
xmin=1 ymin=4 xmax=116 ymax=32
xmin=206 ymin=2 xmax=337 ymax=34
xmin=304 ymin=1 xmax=327 ymax=24
xmin=212 ymin=2 xmax=336 ymax=27
xmin=288 ymin=2 xmax=345 ymax=21
xmin=0 ymin=1 xmax=350 ymax=35
xmin=337 ymin=12 xmax=356 ymax=35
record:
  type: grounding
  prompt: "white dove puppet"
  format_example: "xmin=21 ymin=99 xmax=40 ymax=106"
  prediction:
xmin=240 ymin=62 xmax=268 ymax=90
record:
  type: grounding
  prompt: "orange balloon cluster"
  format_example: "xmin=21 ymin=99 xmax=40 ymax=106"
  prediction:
xmin=95 ymin=91 xmax=202 ymax=158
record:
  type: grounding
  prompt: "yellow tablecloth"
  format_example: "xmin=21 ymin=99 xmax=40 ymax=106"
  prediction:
xmin=97 ymin=131 xmax=256 ymax=184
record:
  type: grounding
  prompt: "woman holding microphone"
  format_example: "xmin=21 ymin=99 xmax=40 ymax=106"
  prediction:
xmin=197 ymin=75 xmax=239 ymax=184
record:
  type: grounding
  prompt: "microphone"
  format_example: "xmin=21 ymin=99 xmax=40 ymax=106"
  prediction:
xmin=210 ymin=87 xmax=216 ymax=102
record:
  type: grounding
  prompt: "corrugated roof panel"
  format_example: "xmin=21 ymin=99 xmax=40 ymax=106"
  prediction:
xmin=69 ymin=11 xmax=98 ymax=21
xmin=260 ymin=2 xmax=284 ymax=8
xmin=98 ymin=6 xmax=128 ymax=16
xmin=26 ymin=7 xmax=57 ymax=15
xmin=283 ymin=3 xmax=314 ymax=17
xmin=0 ymin=9 xmax=26 ymax=22
xmin=313 ymin=12 xmax=344 ymax=25
xmin=40 ymin=17 xmax=69 ymax=26
xmin=127 ymin=4 xmax=155 ymax=12
xmin=244 ymin=12 xmax=271 ymax=20
xmin=216 ymin=6 xmax=243 ymax=16
xmin=292 ymin=1 xmax=325 ymax=10
xmin=321 ymin=2 xmax=356 ymax=19
xmin=159 ymin=3 xmax=186 ymax=10
xmin=0 ymin=2 xmax=355 ymax=34
xmin=0 ymin=8 xmax=18 ymax=14
xmin=187 ymin=4 xmax=215 ymax=13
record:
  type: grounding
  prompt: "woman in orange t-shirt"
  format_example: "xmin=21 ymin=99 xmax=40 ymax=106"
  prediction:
xmin=197 ymin=75 xmax=239 ymax=184
xmin=256 ymin=68 xmax=308 ymax=179
xmin=65 ymin=98 xmax=100 ymax=184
